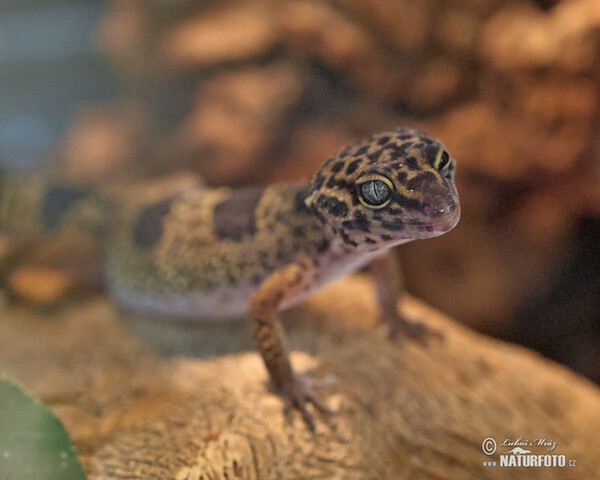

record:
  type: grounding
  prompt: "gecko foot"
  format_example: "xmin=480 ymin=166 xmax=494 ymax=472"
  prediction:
xmin=281 ymin=373 xmax=336 ymax=431
xmin=382 ymin=314 xmax=444 ymax=346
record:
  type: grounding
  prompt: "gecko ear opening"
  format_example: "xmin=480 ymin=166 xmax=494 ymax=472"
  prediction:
xmin=303 ymin=190 xmax=321 ymax=219
xmin=304 ymin=175 xmax=323 ymax=213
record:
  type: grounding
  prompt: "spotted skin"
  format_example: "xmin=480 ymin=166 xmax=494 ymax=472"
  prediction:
xmin=305 ymin=128 xmax=459 ymax=254
xmin=0 ymin=127 xmax=460 ymax=429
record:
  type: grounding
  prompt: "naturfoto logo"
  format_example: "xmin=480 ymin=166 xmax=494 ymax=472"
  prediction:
xmin=481 ymin=437 xmax=576 ymax=469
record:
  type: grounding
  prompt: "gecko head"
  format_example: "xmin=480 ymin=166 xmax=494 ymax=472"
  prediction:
xmin=305 ymin=127 xmax=460 ymax=252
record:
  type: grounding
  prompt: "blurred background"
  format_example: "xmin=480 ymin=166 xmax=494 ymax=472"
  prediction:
xmin=1 ymin=0 xmax=599 ymax=383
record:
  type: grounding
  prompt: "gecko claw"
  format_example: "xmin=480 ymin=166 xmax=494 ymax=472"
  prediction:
xmin=281 ymin=373 xmax=336 ymax=431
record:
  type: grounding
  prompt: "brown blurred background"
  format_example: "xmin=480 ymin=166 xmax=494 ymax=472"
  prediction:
xmin=2 ymin=0 xmax=600 ymax=382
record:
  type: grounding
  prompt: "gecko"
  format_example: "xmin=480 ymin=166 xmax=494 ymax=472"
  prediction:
xmin=0 ymin=127 xmax=460 ymax=429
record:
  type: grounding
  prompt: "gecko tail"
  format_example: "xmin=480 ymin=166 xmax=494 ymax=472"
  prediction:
xmin=0 ymin=168 xmax=113 ymax=241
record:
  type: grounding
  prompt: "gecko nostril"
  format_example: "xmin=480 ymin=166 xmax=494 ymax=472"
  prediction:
xmin=423 ymin=204 xmax=432 ymax=216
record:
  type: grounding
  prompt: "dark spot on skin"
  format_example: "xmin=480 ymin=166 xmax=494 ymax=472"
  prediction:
xmin=353 ymin=145 xmax=369 ymax=157
xmin=339 ymin=228 xmax=358 ymax=247
xmin=413 ymin=142 xmax=424 ymax=149
xmin=317 ymin=195 xmax=349 ymax=218
xmin=377 ymin=135 xmax=391 ymax=146
xmin=42 ymin=185 xmax=89 ymax=231
xmin=293 ymin=226 xmax=306 ymax=237
xmin=312 ymin=173 xmax=325 ymax=191
xmin=420 ymin=138 xmax=434 ymax=145
xmin=354 ymin=211 xmax=371 ymax=232
xmin=422 ymin=171 xmax=437 ymax=182
xmin=342 ymin=214 xmax=371 ymax=233
xmin=407 ymin=175 xmax=425 ymax=191
xmin=326 ymin=177 xmax=351 ymax=190
xmin=388 ymin=150 xmax=401 ymax=161
xmin=365 ymin=237 xmax=377 ymax=244
xmin=387 ymin=208 xmax=402 ymax=215
xmin=373 ymin=214 xmax=383 ymax=221
xmin=425 ymin=144 xmax=439 ymax=166
xmin=331 ymin=161 xmax=345 ymax=173
xmin=214 ymin=187 xmax=264 ymax=241
xmin=393 ymin=192 xmax=423 ymax=210
xmin=133 ymin=196 xmax=176 ymax=247
xmin=250 ymin=273 xmax=263 ymax=285
xmin=346 ymin=159 xmax=361 ymax=175
xmin=382 ymin=220 xmax=405 ymax=231
xmin=367 ymin=151 xmax=381 ymax=162
xmin=395 ymin=142 xmax=413 ymax=156
xmin=381 ymin=234 xmax=392 ymax=241
xmin=396 ymin=171 xmax=408 ymax=183
xmin=398 ymin=134 xmax=413 ymax=140
xmin=406 ymin=156 xmax=419 ymax=170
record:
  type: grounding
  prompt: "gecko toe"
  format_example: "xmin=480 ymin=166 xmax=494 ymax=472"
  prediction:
xmin=281 ymin=373 xmax=335 ymax=430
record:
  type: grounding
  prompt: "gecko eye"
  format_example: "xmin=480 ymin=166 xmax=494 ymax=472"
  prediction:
xmin=357 ymin=176 xmax=393 ymax=209
xmin=436 ymin=150 xmax=451 ymax=172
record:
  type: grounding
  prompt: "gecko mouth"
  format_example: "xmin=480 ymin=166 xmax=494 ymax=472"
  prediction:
xmin=422 ymin=207 xmax=461 ymax=233
xmin=402 ymin=204 xmax=461 ymax=236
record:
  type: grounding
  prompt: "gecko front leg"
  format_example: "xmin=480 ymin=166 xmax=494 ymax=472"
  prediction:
xmin=369 ymin=249 xmax=443 ymax=343
xmin=248 ymin=261 xmax=333 ymax=430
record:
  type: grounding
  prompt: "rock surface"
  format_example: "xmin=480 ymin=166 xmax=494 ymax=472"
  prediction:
xmin=1 ymin=275 xmax=598 ymax=478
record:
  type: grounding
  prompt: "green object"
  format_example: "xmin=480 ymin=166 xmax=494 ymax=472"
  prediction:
xmin=0 ymin=376 xmax=86 ymax=480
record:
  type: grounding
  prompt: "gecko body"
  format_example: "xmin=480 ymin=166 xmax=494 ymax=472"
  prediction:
xmin=0 ymin=127 xmax=460 ymax=428
xmin=107 ymin=183 xmax=384 ymax=319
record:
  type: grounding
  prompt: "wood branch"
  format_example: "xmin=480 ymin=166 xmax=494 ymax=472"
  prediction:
xmin=1 ymin=275 xmax=599 ymax=479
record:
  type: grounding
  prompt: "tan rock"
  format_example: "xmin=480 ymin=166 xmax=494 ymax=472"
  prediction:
xmin=1 ymin=276 xmax=598 ymax=478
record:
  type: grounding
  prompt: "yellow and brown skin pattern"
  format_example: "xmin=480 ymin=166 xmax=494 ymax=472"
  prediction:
xmin=104 ymin=182 xmax=328 ymax=317
xmin=273 ymin=127 xmax=460 ymax=426
xmin=0 ymin=127 xmax=460 ymax=430
xmin=304 ymin=127 xmax=461 ymax=342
